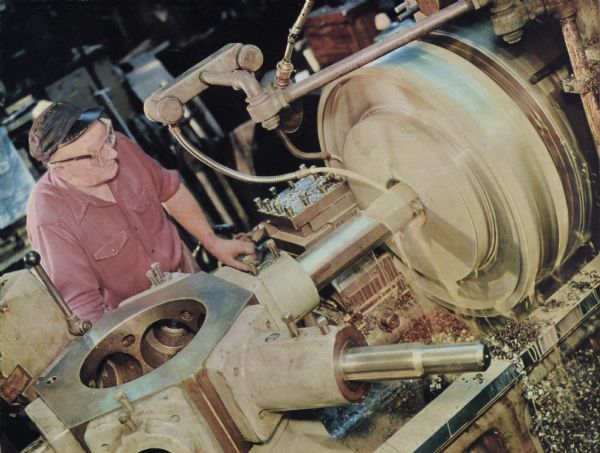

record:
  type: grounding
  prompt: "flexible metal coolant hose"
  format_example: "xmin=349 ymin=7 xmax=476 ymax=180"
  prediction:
xmin=169 ymin=125 xmax=386 ymax=192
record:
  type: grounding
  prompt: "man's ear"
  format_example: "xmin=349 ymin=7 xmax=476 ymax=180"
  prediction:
xmin=52 ymin=164 xmax=73 ymax=182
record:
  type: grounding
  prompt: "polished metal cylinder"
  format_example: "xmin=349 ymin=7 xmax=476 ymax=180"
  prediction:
xmin=296 ymin=213 xmax=390 ymax=290
xmin=340 ymin=342 xmax=490 ymax=381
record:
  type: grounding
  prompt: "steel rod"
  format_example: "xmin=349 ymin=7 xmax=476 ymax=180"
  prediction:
xmin=340 ymin=342 xmax=490 ymax=381
xmin=283 ymin=0 xmax=475 ymax=103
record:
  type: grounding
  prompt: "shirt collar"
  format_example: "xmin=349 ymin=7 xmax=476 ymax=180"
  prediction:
xmin=47 ymin=170 xmax=116 ymax=224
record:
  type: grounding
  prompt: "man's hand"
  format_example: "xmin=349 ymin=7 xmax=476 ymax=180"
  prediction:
xmin=163 ymin=185 xmax=257 ymax=271
xmin=205 ymin=237 xmax=256 ymax=271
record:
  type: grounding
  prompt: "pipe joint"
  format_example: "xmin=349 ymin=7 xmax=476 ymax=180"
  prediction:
xmin=542 ymin=0 xmax=577 ymax=19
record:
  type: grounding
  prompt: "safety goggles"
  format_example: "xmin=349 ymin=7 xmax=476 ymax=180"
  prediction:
xmin=49 ymin=119 xmax=116 ymax=167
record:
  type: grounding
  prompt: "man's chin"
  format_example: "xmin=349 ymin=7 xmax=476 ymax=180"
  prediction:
xmin=104 ymin=160 xmax=120 ymax=182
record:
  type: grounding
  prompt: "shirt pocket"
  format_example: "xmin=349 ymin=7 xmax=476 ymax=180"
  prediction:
xmin=132 ymin=187 xmax=166 ymax=235
xmin=133 ymin=188 xmax=151 ymax=214
xmin=93 ymin=230 xmax=129 ymax=261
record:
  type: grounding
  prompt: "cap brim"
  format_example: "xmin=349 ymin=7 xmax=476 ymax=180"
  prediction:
xmin=62 ymin=107 xmax=105 ymax=145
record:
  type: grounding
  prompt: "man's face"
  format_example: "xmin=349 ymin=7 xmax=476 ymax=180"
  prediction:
xmin=49 ymin=121 xmax=119 ymax=187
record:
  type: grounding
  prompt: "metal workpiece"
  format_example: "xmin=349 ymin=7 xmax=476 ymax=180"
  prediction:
xmin=318 ymin=20 xmax=593 ymax=316
xmin=144 ymin=43 xmax=263 ymax=124
xmin=340 ymin=342 xmax=490 ymax=381
xmin=23 ymin=251 xmax=91 ymax=336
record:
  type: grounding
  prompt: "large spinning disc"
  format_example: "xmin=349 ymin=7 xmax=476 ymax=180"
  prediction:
xmin=317 ymin=23 xmax=592 ymax=316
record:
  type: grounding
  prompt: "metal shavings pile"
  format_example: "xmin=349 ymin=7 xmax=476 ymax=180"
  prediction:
xmin=529 ymin=349 xmax=600 ymax=452
xmin=538 ymin=297 xmax=564 ymax=312
xmin=400 ymin=310 xmax=474 ymax=344
xmin=566 ymin=270 xmax=600 ymax=302
xmin=428 ymin=374 xmax=444 ymax=394
xmin=484 ymin=319 xmax=541 ymax=360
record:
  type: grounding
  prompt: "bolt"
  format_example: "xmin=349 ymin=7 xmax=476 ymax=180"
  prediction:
xmin=254 ymin=197 xmax=263 ymax=210
xmin=273 ymin=200 xmax=284 ymax=215
xmin=285 ymin=205 xmax=295 ymax=217
xmin=266 ymin=239 xmax=280 ymax=259
xmin=269 ymin=187 xmax=278 ymax=197
xmin=121 ymin=334 xmax=136 ymax=347
xmin=282 ymin=313 xmax=299 ymax=337
xmin=300 ymin=193 xmax=310 ymax=206
xmin=287 ymin=180 xmax=296 ymax=189
xmin=180 ymin=311 xmax=193 ymax=321
xmin=118 ymin=413 xmax=137 ymax=433
xmin=262 ymin=198 xmax=272 ymax=212
xmin=265 ymin=332 xmax=280 ymax=342
xmin=243 ymin=255 xmax=258 ymax=276
xmin=316 ymin=316 xmax=329 ymax=335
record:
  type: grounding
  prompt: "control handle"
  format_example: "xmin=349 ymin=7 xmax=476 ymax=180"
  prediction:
xmin=24 ymin=251 xmax=91 ymax=336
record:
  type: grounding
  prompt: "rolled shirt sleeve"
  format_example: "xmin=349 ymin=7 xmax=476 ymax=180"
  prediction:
xmin=121 ymin=135 xmax=180 ymax=202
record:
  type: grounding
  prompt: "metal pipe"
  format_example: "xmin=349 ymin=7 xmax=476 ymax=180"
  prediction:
xmin=23 ymin=251 xmax=91 ymax=336
xmin=200 ymin=70 xmax=265 ymax=99
xmin=275 ymin=129 xmax=330 ymax=160
xmin=283 ymin=0 xmax=315 ymax=63
xmin=559 ymin=14 xmax=600 ymax=153
xmin=283 ymin=0 xmax=475 ymax=103
xmin=340 ymin=342 xmax=491 ymax=381
xmin=170 ymin=125 xmax=387 ymax=192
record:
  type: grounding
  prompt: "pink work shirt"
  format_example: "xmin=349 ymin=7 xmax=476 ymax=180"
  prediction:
xmin=27 ymin=133 xmax=185 ymax=322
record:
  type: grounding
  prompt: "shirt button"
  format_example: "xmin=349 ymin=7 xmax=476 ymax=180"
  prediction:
xmin=112 ymin=249 xmax=116 ymax=254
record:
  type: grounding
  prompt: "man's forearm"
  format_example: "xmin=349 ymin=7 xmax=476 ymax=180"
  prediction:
xmin=162 ymin=184 xmax=218 ymax=249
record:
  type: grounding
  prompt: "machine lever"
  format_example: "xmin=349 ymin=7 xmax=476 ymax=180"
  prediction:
xmin=23 ymin=251 xmax=91 ymax=336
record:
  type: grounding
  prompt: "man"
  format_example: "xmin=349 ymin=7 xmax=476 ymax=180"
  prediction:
xmin=27 ymin=101 xmax=254 ymax=322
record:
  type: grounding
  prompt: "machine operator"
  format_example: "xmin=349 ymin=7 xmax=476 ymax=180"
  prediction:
xmin=26 ymin=101 xmax=255 ymax=323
